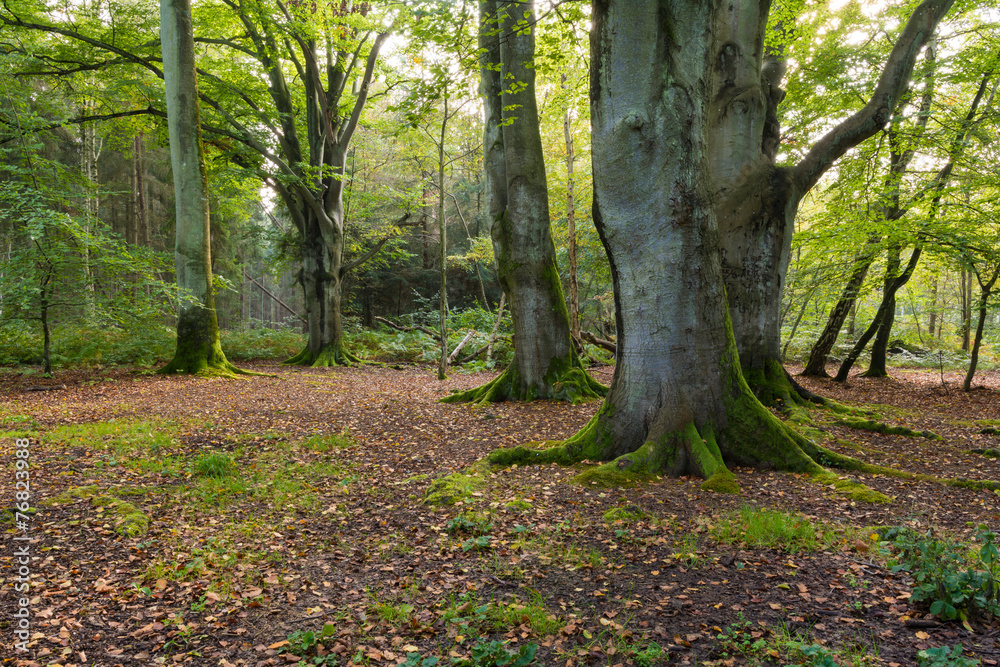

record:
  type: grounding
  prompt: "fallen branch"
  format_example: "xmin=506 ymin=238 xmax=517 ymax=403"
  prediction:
xmin=448 ymin=331 xmax=476 ymax=364
xmin=582 ymin=331 xmax=616 ymax=354
xmin=456 ymin=344 xmax=488 ymax=365
xmin=26 ymin=384 xmax=67 ymax=391
xmin=374 ymin=316 xmax=440 ymax=341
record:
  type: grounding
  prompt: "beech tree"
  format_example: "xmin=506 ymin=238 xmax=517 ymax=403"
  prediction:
xmin=444 ymin=0 xmax=604 ymax=403
xmin=158 ymin=0 xmax=242 ymax=375
xmin=489 ymin=0 xmax=952 ymax=488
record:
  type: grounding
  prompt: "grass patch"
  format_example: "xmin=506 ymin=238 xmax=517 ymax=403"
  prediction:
xmin=709 ymin=505 xmax=860 ymax=553
xmin=193 ymin=452 xmax=236 ymax=478
xmin=302 ymin=429 xmax=356 ymax=452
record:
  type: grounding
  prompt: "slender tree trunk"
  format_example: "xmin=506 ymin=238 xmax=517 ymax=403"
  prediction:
xmin=864 ymin=244 xmax=906 ymax=377
xmin=562 ymin=73 xmax=580 ymax=344
xmin=438 ymin=95 xmax=449 ymax=381
xmin=964 ymin=266 xmax=1000 ymax=391
xmin=158 ymin=0 xmax=238 ymax=376
xmin=445 ymin=0 xmax=603 ymax=403
xmin=802 ymin=243 xmax=878 ymax=376
xmin=928 ymin=276 xmax=938 ymax=340
xmin=961 ymin=268 xmax=972 ymax=350
xmin=835 ymin=245 xmax=922 ymax=381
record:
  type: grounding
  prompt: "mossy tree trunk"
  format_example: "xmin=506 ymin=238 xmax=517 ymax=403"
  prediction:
xmin=491 ymin=0 xmax=952 ymax=484
xmin=709 ymin=0 xmax=948 ymax=408
xmin=445 ymin=0 xmax=604 ymax=404
xmin=158 ymin=0 xmax=240 ymax=376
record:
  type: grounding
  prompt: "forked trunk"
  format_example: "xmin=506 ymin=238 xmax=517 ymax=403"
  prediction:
xmin=558 ymin=0 xmax=816 ymax=480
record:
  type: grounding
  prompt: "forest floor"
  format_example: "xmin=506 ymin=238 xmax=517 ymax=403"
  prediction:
xmin=2 ymin=362 xmax=1000 ymax=667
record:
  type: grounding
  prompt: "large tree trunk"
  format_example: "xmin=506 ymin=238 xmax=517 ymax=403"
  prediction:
xmin=489 ymin=0 xmax=953 ymax=489
xmin=713 ymin=0 xmax=949 ymax=404
xmin=444 ymin=0 xmax=603 ymax=404
xmin=158 ymin=0 xmax=239 ymax=376
xmin=493 ymin=0 xmax=819 ymax=487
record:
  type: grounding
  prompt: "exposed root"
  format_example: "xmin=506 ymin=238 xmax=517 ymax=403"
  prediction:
xmin=283 ymin=343 xmax=362 ymax=368
xmin=834 ymin=417 xmax=943 ymax=440
xmin=442 ymin=350 xmax=606 ymax=405
xmin=968 ymin=448 xmax=1000 ymax=459
xmin=744 ymin=360 xmax=850 ymax=422
xmin=795 ymin=436 xmax=1000 ymax=493
xmin=158 ymin=356 xmax=254 ymax=379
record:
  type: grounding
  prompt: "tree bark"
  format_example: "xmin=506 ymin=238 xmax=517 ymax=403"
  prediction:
xmin=562 ymin=73 xmax=580 ymax=344
xmin=713 ymin=0 xmax=951 ymax=403
xmin=158 ymin=0 xmax=239 ymax=376
xmin=438 ymin=93 xmax=450 ymax=381
xmin=444 ymin=0 xmax=604 ymax=404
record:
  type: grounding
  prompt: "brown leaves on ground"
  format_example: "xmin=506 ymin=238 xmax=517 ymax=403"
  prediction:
xmin=1 ymin=362 xmax=999 ymax=666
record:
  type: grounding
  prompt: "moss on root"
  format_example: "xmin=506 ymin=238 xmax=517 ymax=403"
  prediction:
xmin=834 ymin=418 xmax=942 ymax=440
xmin=970 ymin=448 xmax=1000 ymax=459
xmin=811 ymin=471 xmax=893 ymax=504
xmin=46 ymin=485 xmax=150 ymax=537
xmin=284 ymin=342 xmax=362 ymax=368
xmin=442 ymin=348 xmax=606 ymax=405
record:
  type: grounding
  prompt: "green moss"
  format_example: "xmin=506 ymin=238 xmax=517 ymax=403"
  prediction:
xmin=701 ymin=469 xmax=741 ymax=494
xmin=401 ymin=474 xmax=430 ymax=484
xmin=46 ymin=485 xmax=149 ymax=536
xmin=284 ymin=341 xmax=362 ymax=368
xmin=574 ymin=464 xmax=651 ymax=488
xmin=504 ymin=499 xmax=533 ymax=512
xmin=811 ymin=472 xmax=893 ymax=504
xmin=603 ymin=505 xmax=651 ymax=524
xmin=834 ymin=418 xmax=942 ymax=440
xmin=969 ymin=448 xmax=1000 ymax=459
xmin=981 ymin=428 xmax=1000 ymax=436
xmin=423 ymin=460 xmax=493 ymax=506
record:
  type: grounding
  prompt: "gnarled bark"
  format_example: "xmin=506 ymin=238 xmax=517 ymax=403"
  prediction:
xmin=713 ymin=0 xmax=951 ymax=403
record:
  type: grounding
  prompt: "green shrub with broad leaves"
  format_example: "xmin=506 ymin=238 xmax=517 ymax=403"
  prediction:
xmin=884 ymin=526 xmax=1000 ymax=626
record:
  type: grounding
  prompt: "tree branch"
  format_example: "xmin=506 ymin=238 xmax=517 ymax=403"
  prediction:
xmin=340 ymin=212 xmax=413 ymax=276
xmin=793 ymin=0 xmax=954 ymax=194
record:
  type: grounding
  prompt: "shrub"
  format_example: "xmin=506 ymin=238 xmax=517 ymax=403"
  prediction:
xmin=884 ymin=527 xmax=1000 ymax=626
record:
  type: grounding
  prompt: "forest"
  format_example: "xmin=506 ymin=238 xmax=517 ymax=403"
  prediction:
xmin=2 ymin=0 xmax=1000 ymax=665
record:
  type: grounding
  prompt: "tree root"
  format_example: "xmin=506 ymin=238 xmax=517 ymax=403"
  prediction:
xmin=442 ymin=351 xmax=606 ymax=405
xmin=834 ymin=417 xmax=943 ymax=440
xmin=745 ymin=360 xmax=850 ymax=423
xmin=158 ymin=355 xmax=254 ymax=379
xmin=283 ymin=343 xmax=362 ymax=368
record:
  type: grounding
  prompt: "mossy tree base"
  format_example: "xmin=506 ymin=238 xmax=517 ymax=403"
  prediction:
xmin=284 ymin=342 xmax=362 ymax=368
xmin=159 ymin=341 xmax=251 ymax=379
xmin=744 ymin=359 xmax=850 ymax=422
xmin=442 ymin=351 xmax=606 ymax=405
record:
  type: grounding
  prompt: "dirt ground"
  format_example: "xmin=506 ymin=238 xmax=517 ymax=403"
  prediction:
xmin=2 ymin=362 xmax=1000 ymax=666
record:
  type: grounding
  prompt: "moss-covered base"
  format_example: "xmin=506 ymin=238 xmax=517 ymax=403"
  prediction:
xmin=284 ymin=342 xmax=362 ymax=368
xmin=744 ymin=359 xmax=850 ymax=420
xmin=834 ymin=417 xmax=942 ymax=440
xmin=442 ymin=349 xmax=606 ymax=405
xmin=159 ymin=340 xmax=251 ymax=378
xmin=970 ymin=448 xmax=1000 ymax=459
xmin=46 ymin=485 xmax=150 ymax=537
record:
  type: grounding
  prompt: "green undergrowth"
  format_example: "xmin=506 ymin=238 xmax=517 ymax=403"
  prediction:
xmin=881 ymin=526 xmax=1000 ymax=630
xmin=835 ymin=417 xmax=943 ymax=440
xmin=709 ymin=504 xmax=867 ymax=553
